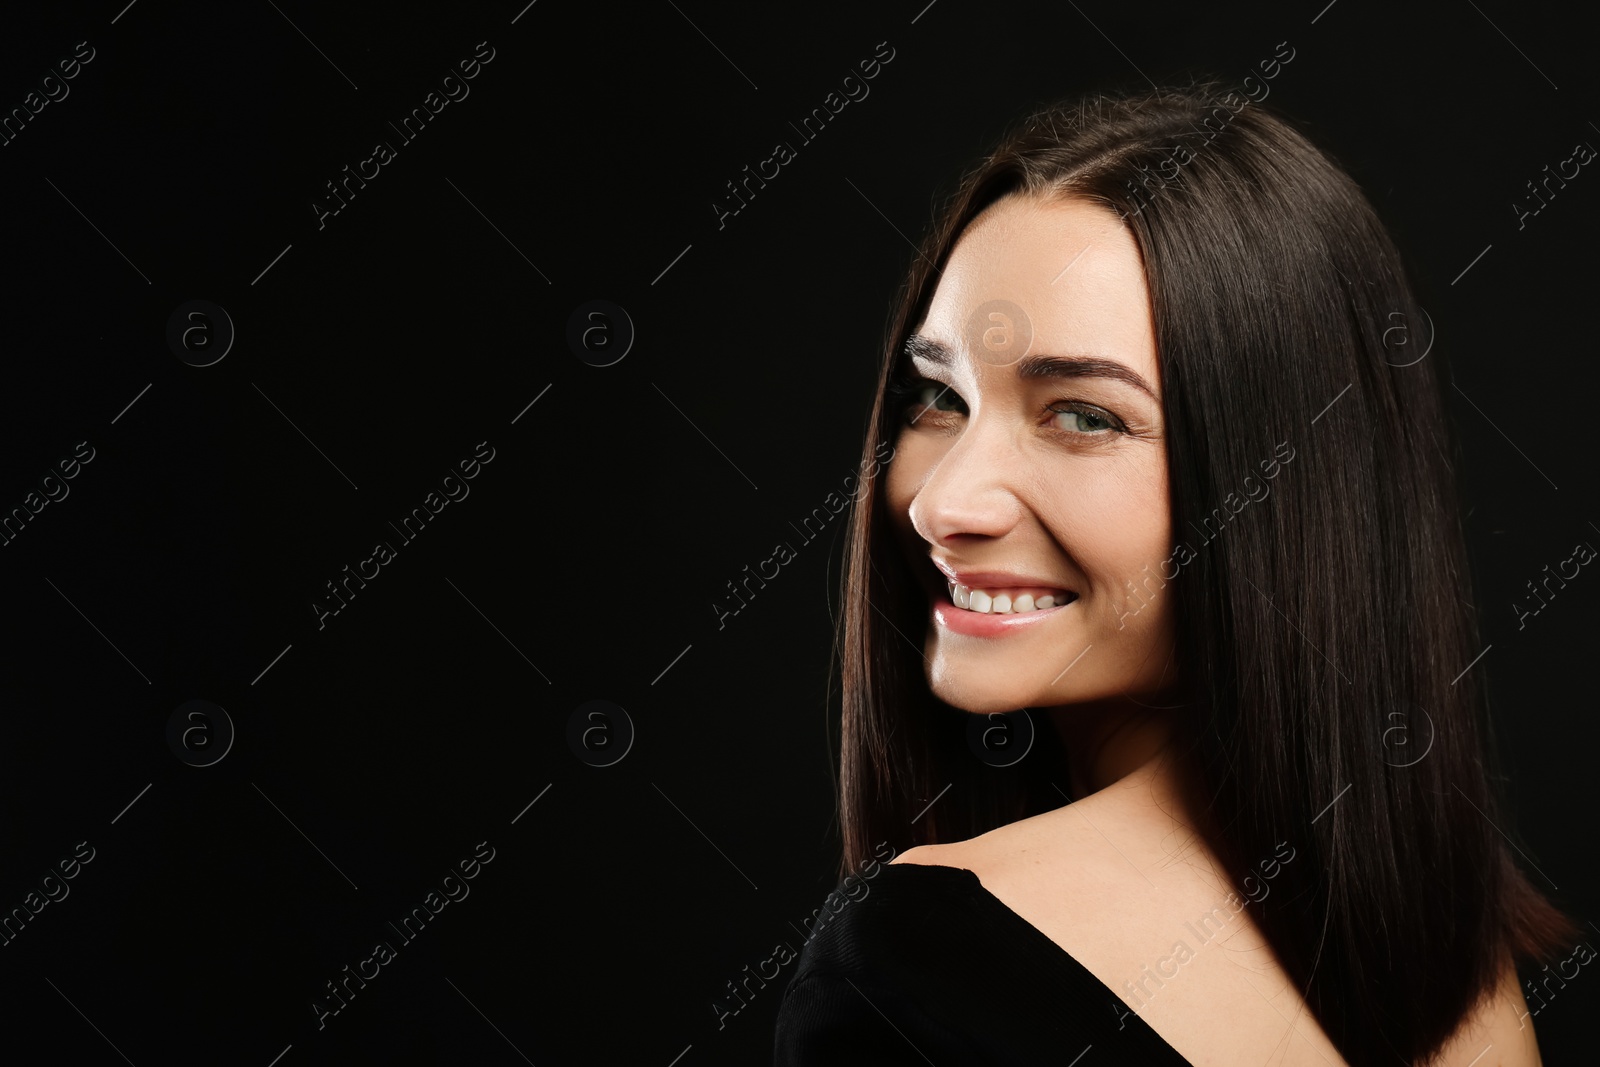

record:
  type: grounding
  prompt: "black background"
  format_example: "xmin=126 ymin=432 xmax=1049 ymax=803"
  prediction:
xmin=0 ymin=0 xmax=1595 ymax=1063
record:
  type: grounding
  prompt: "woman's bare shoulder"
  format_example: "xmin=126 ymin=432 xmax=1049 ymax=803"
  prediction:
xmin=886 ymin=809 xmax=1100 ymax=884
xmin=893 ymin=785 xmax=1204 ymax=890
xmin=893 ymin=816 xmax=1544 ymax=1066
xmin=887 ymin=840 xmax=974 ymax=868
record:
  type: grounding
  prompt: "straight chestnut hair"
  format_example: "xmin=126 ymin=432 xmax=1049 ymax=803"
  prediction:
xmin=833 ymin=84 xmax=1574 ymax=1064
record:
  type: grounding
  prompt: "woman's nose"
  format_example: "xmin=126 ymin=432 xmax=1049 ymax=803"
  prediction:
xmin=908 ymin=417 xmax=1026 ymax=546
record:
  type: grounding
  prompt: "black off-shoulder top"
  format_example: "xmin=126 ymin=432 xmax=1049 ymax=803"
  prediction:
xmin=772 ymin=862 xmax=1193 ymax=1065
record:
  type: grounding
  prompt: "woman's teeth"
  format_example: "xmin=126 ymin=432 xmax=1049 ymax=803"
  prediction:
xmin=946 ymin=582 xmax=1070 ymax=614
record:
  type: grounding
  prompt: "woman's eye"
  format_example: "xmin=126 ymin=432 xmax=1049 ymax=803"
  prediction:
xmin=890 ymin=373 xmax=1124 ymax=439
xmin=889 ymin=374 xmax=965 ymax=422
xmin=915 ymin=382 xmax=963 ymax=414
xmin=1049 ymin=404 xmax=1122 ymax=435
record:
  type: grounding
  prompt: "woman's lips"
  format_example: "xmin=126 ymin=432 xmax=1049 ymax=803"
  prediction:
xmin=931 ymin=586 xmax=1076 ymax=637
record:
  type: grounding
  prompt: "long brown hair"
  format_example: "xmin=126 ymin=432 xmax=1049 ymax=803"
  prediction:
xmin=832 ymin=83 xmax=1574 ymax=1063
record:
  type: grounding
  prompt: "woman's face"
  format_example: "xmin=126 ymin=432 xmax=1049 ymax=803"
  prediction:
xmin=885 ymin=192 xmax=1177 ymax=715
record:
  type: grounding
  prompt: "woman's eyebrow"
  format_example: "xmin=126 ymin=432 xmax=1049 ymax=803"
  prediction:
xmin=904 ymin=333 xmax=1159 ymax=400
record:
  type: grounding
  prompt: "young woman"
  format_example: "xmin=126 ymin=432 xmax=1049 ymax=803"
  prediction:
xmin=771 ymin=84 xmax=1575 ymax=1065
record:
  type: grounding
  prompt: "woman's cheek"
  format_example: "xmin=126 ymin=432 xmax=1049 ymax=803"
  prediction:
xmin=886 ymin=433 xmax=940 ymax=511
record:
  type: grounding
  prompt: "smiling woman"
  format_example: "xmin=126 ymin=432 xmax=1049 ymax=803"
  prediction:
xmin=771 ymin=83 xmax=1575 ymax=1066
xmin=886 ymin=194 xmax=1180 ymax=712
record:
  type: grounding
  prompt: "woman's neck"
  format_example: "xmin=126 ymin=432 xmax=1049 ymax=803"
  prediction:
xmin=1044 ymin=698 xmax=1183 ymax=800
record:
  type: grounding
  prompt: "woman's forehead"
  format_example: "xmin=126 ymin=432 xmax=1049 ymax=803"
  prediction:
xmin=919 ymin=195 xmax=1159 ymax=384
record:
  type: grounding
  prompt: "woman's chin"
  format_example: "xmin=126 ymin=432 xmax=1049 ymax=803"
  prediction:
xmin=926 ymin=673 xmax=1039 ymax=716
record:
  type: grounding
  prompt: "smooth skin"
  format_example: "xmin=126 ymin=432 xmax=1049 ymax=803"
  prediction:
xmin=883 ymin=193 xmax=1540 ymax=1065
